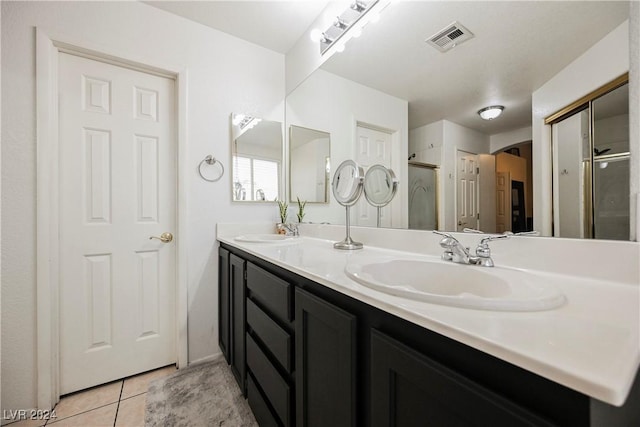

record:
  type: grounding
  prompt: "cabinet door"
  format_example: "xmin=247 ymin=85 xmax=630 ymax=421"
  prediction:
xmin=218 ymin=247 xmax=230 ymax=363
xmin=295 ymin=288 xmax=356 ymax=427
xmin=370 ymin=329 xmax=555 ymax=427
xmin=230 ymin=253 xmax=246 ymax=394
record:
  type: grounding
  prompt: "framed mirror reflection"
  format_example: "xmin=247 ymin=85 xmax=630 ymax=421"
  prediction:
xmin=284 ymin=1 xmax=633 ymax=240
xmin=231 ymin=113 xmax=283 ymax=202
xmin=289 ymin=125 xmax=331 ymax=204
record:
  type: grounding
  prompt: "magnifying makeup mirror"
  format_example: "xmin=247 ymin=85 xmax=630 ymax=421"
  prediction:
xmin=332 ymin=160 xmax=364 ymax=250
xmin=364 ymin=165 xmax=399 ymax=227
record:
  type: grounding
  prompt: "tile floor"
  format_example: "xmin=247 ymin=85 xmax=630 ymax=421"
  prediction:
xmin=6 ymin=365 xmax=177 ymax=427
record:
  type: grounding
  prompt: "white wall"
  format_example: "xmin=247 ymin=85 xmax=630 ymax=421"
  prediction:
xmin=409 ymin=121 xmax=443 ymax=166
xmin=286 ymin=69 xmax=408 ymax=227
xmin=532 ymin=20 xmax=630 ymax=237
xmin=442 ymin=121 xmax=491 ymax=231
xmin=409 ymin=120 xmax=491 ymax=231
xmin=291 ymin=138 xmax=328 ymax=202
xmin=490 ymin=126 xmax=532 ymax=154
xmin=1 ymin=1 xmax=284 ymax=412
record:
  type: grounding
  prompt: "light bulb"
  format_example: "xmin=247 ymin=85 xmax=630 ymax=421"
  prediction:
xmin=335 ymin=43 xmax=345 ymax=53
xmin=310 ymin=28 xmax=323 ymax=42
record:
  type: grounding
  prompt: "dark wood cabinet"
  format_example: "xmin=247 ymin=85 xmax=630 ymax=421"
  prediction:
xmin=295 ymin=287 xmax=357 ymax=427
xmin=229 ymin=253 xmax=246 ymax=394
xmin=244 ymin=261 xmax=295 ymax=426
xmin=370 ymin=329 xmax=554 ymax=427
xmin=218 ymin=243 xmax=626 ymax=427
xmin=218 ymin=247 xmax=230 ymax=363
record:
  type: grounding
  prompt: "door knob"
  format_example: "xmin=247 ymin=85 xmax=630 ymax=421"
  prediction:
xmin=149 ymin=232 xmax=173 ymax=243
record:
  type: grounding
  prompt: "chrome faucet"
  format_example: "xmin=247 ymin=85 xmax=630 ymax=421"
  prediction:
xmin=433 ymin=230 xmax=539 ymax=267
xmin=281 ymin=223 xmax=299 ymax=237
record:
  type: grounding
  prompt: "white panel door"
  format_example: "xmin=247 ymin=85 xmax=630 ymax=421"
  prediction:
xmin=355 ymin=126 xmax=392 ymax=227
xmin=456 ymin=151 xmax=479 ymax=232
xmin=58 ymin=53 xmax=176 ymax=394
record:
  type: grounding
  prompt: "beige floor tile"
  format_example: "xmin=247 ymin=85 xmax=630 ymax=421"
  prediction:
xmin=3 ymin=418 xmax=46 ymax=427
xmin=47 ymin=403 xmax=117 ymax=427
xmin=121 ymin=365 xmax=176 ymax=399
xmin=115 ymin=394 xmax=147 ymax=427
xmin=53 ymin=381 xmax=122 ymax=420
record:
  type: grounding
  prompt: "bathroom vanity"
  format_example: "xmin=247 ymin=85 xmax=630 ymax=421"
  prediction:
xmin=217 ymin=225 xmax=639 ymax=426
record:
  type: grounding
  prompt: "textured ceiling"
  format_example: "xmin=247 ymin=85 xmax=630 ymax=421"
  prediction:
xmin=320 ymin=1 xmax=630 ymax=133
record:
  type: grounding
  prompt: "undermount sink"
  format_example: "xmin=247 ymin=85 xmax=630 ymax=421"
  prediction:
xmin=345 ymin=258 xmax=566 ymax=311
xmin=234 ymin=234 xmax=298 ymax=243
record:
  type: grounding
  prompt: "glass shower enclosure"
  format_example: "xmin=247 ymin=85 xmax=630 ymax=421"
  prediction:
xmin=408 ymin=164 xmax=438 ymax=230
xmin=551 ymin=79 xmax=630 ymax=240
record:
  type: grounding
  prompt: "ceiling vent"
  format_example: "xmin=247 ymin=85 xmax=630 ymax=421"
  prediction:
xmin=426 ymin=21 xmax=474 ymax=52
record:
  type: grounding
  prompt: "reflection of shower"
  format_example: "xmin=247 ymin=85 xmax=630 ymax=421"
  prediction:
xmin=551 ymin=81 xmax=630 ymax=240
xmin=256 ymin=189 xmax=265 ymax=201
xmin=408 ymin=164 xmax=438 ymax=230
xmin=408 ymin=153 xmax=416 ymax=161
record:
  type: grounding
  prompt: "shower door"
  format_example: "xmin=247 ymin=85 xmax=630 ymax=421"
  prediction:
xmin=408 ymin=164 xmax=438 ymax=230
xmin=551 ymin=79 xmax=629 ymax=240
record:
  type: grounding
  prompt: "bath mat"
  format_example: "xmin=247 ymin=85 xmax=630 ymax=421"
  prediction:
xmin=145 ymin=358 xmax=257 ymax=427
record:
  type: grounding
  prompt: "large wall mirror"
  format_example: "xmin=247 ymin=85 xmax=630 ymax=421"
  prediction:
xmin=231 ymin=113 xmax=283 ymax=202
xmin=289 ymin=125 xmax=331 ymax=203
xmin=285 ymin=1 xmax=632 ymax=239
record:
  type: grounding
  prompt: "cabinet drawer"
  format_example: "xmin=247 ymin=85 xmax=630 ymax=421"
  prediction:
xmin=247 ymin=333 xmax=291 ymax=427
xmin=247 ymin=373 xmax=279 ymax=427
xmin=247 ymin=262 xmax=292 ymax=322
xmin=247 ymin=298 xmax=292 ymax=372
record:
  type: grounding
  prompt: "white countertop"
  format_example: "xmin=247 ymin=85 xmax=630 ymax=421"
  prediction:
xmin=217 ymin=225 xmax=639 ymax=407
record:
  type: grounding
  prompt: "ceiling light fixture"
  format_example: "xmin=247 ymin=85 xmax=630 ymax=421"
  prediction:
xmin=311 ymin=0 xmax=383 ymax=55
xmin=478 ymin=105 xmax=505 ymax=120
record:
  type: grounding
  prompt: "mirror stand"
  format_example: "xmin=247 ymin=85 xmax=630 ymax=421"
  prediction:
xmin=332 ymin=160 xmax=365 ymax=250
xmin=334 ymin=205 xmax=363 ymax=250
xmin=364 ymin=165 xmax=399 ymax=228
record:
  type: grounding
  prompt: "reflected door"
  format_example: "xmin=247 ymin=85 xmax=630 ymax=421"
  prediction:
xmin=59 ymin=53 xmax=177 ymax=393
xmin=355 ymin=126 xmax=392 ymax=227
xmin=456 ymin=151 xmax=478 ymax=232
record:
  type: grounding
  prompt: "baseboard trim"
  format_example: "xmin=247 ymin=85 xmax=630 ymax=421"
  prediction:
xmin=188 ymin=353 xmax=223 ymax=367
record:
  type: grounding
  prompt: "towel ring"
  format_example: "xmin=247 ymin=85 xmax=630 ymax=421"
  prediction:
xmin=198 ymin=155 xmax=224 ymax=182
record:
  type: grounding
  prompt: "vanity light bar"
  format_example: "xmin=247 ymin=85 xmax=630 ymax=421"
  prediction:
xmin=318 ymin=0 xmax=379 ymax=55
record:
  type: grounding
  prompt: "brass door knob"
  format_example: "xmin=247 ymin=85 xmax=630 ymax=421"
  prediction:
xmin=149 ymin=232 xmax=173 ymax=243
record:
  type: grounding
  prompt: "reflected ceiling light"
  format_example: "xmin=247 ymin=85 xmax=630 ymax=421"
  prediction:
xmin=313 ymin=0 xmax=382 ymax=55
xmin=232 ymin=113 xmax=261 ymax=130
xmin=478 ymin=105 xmax=505 ymax=120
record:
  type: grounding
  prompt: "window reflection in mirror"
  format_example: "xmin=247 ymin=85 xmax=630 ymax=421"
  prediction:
xmin=289 ymin=125 xmax=331 ymax=203
xmin=231 ymin=114 xmax=283 ymax=202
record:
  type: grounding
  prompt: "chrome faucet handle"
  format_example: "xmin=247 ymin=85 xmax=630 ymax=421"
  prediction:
xmin=503 ymin=230 xmax=540 ymax=237
xmin=463 ymin=227 xmax=484 ymax=234
xmin=432 ymin=230 xmax=460 ymax=247
xmin=282 ymin=223 xmax=299 ymax=237
xmin=432 ymin=230 xmax=455 ymax=238
xmin=432 ymin=231 xmax=457 ymax=261
xmin=474 ymin=234 xmax=510 ymax=267
xmin=479 ymin=234 xmax=510 ymax=245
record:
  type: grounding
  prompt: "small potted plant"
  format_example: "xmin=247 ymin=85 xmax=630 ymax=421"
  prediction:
xmin=276 ymin=199 xmax=288 ymax=234
xmin=296 ymin=197 xmax=307 ymax=223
